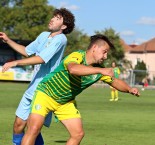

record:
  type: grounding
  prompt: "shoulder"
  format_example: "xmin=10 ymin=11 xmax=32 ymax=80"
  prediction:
xmin=69 ymin=50 xmax=85 ymax=58
xmin=53 ymin=33 xmax=67 ymax=41
xmin=47 ymin=34 xmax=67 ymax=45
xmin=38 ymin=31 xmax=50 ymax=37
xmin=64 ymin=50 xmax=85 ymax=64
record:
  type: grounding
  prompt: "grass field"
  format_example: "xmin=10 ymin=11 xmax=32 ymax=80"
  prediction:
xmin=0 ymin=82 xmax=155 ymax=145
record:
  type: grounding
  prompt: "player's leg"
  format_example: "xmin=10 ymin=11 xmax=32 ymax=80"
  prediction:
xmin=13 ymin=96 xmax=44 ymax=145
xmin=13 ymin=117 xmax=26 ymax=145
xmin=61 ymin=118 xmax=84 ymax=145
xmin=13 ymin=97 xmax=30 ymax=145
xmin=114 ymin=90 xmax=119 ymax=101
xmin=34 ymin=112 xmax=53 ymax=145
xmin=56 ymin=100 xmax=84 ymax=145
xmin=21 ymin=113 xmax=45 ymax=145
xmin=110 ymin=87 xmax=115 ymax=101
xmin=22 ymin=90 xmax=54 ymax=145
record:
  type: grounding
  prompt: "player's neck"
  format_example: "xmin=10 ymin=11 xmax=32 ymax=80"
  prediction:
xmin=49 ymin=31 xmax=62 ymax=37
xmin=85 ymin=51 xmax=95 ymax=66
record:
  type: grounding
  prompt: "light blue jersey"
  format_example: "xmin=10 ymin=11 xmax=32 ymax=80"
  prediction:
xmin=24 ymin=31 xmax=67 ymax=99
xmin=16 ymin=31 xmax=67 ymax=121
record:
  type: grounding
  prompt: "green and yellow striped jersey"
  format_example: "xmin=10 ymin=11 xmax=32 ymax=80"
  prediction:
xmin=37 ymin=50 xmax=113 ymax=104
xmin=113 ymin=67 xmax=120 ymax=78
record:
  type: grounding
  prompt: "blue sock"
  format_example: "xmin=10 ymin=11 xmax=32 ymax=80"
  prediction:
xmin=35 ymin=132 xmax=44 ymax=145
xmin=13 ymin=133 xmax=24 ymax=145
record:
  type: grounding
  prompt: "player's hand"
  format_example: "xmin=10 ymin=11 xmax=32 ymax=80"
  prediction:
xmin=129 ymin=88 xmax=140 ymax=97
xmin=2 ymin=61 xmax=17 ymax=72
xmin=0 ymin=32 xmax=10 ymax=43
xmin=101 ymin=68 xmax=114 ymax=78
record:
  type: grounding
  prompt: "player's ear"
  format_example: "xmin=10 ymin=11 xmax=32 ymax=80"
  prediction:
xmin=61 ymin=25 xmax=67 ymax=30
xmin=92 ymin=44 xmax=98 ymax=52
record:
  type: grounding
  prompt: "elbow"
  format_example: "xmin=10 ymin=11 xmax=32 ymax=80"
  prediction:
xmin=67 ymin=63 xmax=77 ymax=75
xmin=68 ymin=66 xmax=75 ymax=75
xmin=24 ymin=54 xmax=29 ymax=57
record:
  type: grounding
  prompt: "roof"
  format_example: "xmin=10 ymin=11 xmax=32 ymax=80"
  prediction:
xmin=121 ymin=37 xmax=155 ymax=53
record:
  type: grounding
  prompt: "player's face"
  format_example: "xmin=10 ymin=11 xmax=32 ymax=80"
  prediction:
xmin=112 ymin=62 xmax=116 ymax=67
xmin=48 ymin=15 xmax=65 ymax=32
xmin=93 ymin=42 xmax=110 ymax=64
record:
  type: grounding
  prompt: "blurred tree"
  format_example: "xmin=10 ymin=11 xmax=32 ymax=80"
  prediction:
xmin=0 ymin=2 xmax=126 ymax=64
xmin=95 ymin=27 xmax=124 ymax=67
xmin=134 ymin=60 xmax=148 ymax=84
xmin=64 ymin=28 xmax=89 ymax=56
xmin=0 ymin=0 xmax=54 ymax=40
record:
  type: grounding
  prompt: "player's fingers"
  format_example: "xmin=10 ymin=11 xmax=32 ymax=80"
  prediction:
xmin=2 ymin=67 xmax=6 ymax=73
xmin=134 ymin=91 xmax=140 ymax=97
xmin=2 ymin=65 xmax=9 ymax=73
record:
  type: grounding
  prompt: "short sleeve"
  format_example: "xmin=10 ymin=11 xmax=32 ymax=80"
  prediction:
xmin=118 ymin=68 xmax=121 ymax=75
xmin=25 ymin=33 xmax=44 ymax=56
xmin=64 ymin=52 xmax=83 ymax=68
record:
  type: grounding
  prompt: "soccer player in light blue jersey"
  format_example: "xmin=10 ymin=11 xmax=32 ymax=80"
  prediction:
xmin=0 ymin=8 xmax=75 ymax=145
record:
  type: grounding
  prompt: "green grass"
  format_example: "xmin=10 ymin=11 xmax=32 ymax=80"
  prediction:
xmin=0 ymin=82 xmax=155 ymax=145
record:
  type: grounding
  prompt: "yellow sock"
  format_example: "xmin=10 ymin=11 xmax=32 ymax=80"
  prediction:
xmin=115 ymin=90 xmax=118 ymax=99
xmin=111 ymin=91 xmax=115 ymax=100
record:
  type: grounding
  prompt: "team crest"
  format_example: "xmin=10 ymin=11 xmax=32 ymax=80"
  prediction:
xmin=92 ymin=74 xmax=97 ymax=80
xmin=45 ymin=41 xmax=51 ymax=48
xmin=35 ymin=104 xmax=42 ymax=110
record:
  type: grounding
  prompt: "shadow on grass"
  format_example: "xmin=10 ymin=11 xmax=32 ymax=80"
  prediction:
xmin=54 ymin=140 xmax=67 ymax=143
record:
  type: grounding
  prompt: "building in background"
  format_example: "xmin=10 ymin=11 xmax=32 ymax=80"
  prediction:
xmin=121 ymin=38 xmax=155 ymax=86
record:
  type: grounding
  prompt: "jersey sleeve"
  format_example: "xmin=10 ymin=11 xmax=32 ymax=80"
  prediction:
xmin=63 ymin=51 xmax=83 ymax=68
xmin=118 ymin=68 xmax=121 ymax=75
xmin=100 ymin=75 xmax=114 ymax=84
xmin=25 ymin=33 xmax=42 ymax=56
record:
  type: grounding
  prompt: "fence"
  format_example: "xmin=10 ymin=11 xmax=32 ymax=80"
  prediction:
xmin=120 ymin=69 xmax=155 ymax=86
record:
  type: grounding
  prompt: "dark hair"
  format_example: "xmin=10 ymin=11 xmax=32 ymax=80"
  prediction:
xmin=53 ymin=8 xmax=75 ymax=34
xmin=88 ymin=34 xmax=115 ymax=49
xmin=111 ymin=60 xmax=117 ymax=65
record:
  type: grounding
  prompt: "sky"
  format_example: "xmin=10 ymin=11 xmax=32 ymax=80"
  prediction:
xmin=48 ymin=0 xmax=155 ymax=44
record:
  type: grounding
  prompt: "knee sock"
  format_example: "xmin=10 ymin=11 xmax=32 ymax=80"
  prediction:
xmin=12 ymin=133 xmax=24 ymax=145
xmin=115 ymin=90 xmax=118 ymax=98
xmin=111 ymin=91 xmax=114 ymax=100
xmin=35 ymin=132 xmax=44 ymax=145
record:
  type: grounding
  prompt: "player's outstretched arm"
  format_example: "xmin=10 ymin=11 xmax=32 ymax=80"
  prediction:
xmin=110 ymin=78 xmax=140 ymax=97
xmin=0 ymin=32 xmax=28 ymax=57
xmin=2 ymin=56 xmax=44 ymax=73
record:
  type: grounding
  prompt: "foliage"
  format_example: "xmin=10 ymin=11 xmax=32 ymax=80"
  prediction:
xmin=134 ymin=60 xmax=148 ymax=84
xmin=0 ymin=1 xmax=126 ymax=63
xmin=64 ymin=29 xmax=89 ymax=56
xmin=0 ymin=0 xmax=54 ymax=40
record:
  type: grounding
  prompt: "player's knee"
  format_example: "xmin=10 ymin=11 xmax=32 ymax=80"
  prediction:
xmin=72 ymin=130 xmax=85 ymax=140
xmin=28 ymin=125 xmax=41 ymax=136
xmin=13 ymin=118 xmax=26 ymax=133
xmin=79 ymin=130 xmax=85 ymax=139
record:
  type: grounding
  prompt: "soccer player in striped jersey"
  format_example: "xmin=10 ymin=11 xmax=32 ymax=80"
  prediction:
xmin=110 ymin=61 xmax=121 ymax=101
xmin=21 ymin=34 xmax=140 ymax=145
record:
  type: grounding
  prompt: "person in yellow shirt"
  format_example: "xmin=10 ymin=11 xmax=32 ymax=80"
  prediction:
xmin=21 ymin=34 xmax=140 ymax=145
xmin=110 ymin=61 xmax=121 ymax=101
